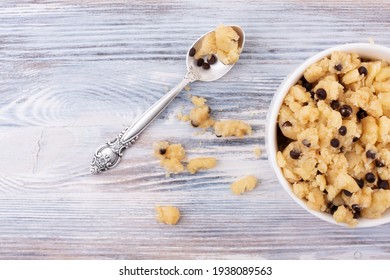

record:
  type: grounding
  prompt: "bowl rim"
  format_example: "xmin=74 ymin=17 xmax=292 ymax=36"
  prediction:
xmin=266 ymin=43 xmax=390 ymax=228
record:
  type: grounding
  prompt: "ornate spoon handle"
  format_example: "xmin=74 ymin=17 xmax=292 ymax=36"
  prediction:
xmin=90 ymin=70 xmax=198 ymax=174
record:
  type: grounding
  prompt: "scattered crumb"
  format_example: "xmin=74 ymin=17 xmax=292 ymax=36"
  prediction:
xmin=254 ymin=146 xmax=262 ymax=159
xmin=154 ymin=141 xmax=216 ymax=175
xmin=156 ymin=206 xmax=181 ymax=225
xmin=184 ymin=85 xmax=191 ymax=92
xmin=177 ymin=110 xmax=190 ymax=122
xmin=187 ymin=157 xmax=217 ymax=174
xmin=189 ymin=96 xmax=214 ymax=129
xmin=154 ymin=141 xmax=186 ymax=174
xmin=368 ymin=37 xmax=375 ymax=44
xmin=231 ymin=175 xmax=259 ymax=195
xmin=214 ymin=120 xmax=252 ymax=138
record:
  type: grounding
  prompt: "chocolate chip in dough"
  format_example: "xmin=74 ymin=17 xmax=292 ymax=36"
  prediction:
xmin=365 ymin=172 xmax=376 ymax=183
xmin=330 ymin=138 xmax=340 ymax=148
xmin=339 ymin=105 xmax=353 ymax=118
xmin=301 ymin=76 xmax=313 ymax=92
xmin=357 ymin=108 xmax=368 ymax=120
xmin=330 ymin=100 xmax=340 ymax=110
xmin=375 ymin=160 xmax=385 ymax=168
xmin=366 ymin=150 xmax=376 ymax=159
xmin=289 ymin=149 xmax=301 ymax=160
xmin=343 ymin=190 xmax=352 ymax=196
xmin=316 ymin=88 xmax=327 ymax=100
xmin=338 ymin=126 xmax=347 ymax=136
xmin=334 ymin=64 xmax=343 ymax=71
xmin=358 ymin=66 xmax=368 ymax=76
xmin=354 ymin=178 xmax=364 ymax=188
xmin=378 ymin=180 xmax=389 ymax=189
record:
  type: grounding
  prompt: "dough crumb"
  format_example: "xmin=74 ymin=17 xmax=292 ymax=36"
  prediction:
xmin=254 ymin=146 xmax=262 ymax=159
xmin=214 ymin=120 xmax=252 ymax=138
xmin=156 ymin=206 xmax=181 ymax=225
xmin=189 ymin=96 xmax=214 ymax=129
xmin=154 ymin=141 xmax=186 ymax=174
xmin=187 ymin=157 xmax=217 ymax=174
xmin=184 ymin=85 xmax=191 ymax=92
xmin=231 ymin=175 xmax=259 ymax=195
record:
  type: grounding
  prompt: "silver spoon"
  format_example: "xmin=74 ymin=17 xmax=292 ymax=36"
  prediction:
xmin=90 ymin=25 xmax=245 ymax=174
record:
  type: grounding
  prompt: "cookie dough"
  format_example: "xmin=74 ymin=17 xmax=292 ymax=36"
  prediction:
xmin=194 ymin=24 xmax=241 ymax=65
xmin=187 ymin=157 xmax=217 ymax=174
xmin=156 ymin=206 xmax=181 ymax=225
xmin=214 ymin=120 xmax=252 ymax=138
xmin=277 ymin=51 xmax=390 ymax=227
xmin=189 ymin=96 xmax=214 ymax=129
xmin=154 ymin=141 xmax=186 ymax=174
xmin=154 ymin=141 xmax=217 ymax=175
xmin=254 ymin=146 xmax=262 ymax=159
xmin=231 ymin=175 xmax=259 ymax=195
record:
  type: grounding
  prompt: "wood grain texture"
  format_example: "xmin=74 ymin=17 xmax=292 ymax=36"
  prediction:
xmin=1 ymin=0 xmax=390 ymax=259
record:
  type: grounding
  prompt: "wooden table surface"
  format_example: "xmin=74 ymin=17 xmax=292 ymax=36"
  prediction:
xmin=1 ymin=0 xmax=390 ymax=260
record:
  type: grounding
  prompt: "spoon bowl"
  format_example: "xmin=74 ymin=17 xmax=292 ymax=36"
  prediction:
xmin=91 ymin=25 xmax=245 ymax=173
xmin=186 ymin=25 xmax=245 ymax=82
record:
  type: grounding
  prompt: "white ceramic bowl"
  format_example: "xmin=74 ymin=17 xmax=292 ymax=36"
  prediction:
xmin=266 ymin=43 xmax=390 ymax=228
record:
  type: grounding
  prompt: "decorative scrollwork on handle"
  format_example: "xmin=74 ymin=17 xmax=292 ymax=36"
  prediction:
xmin=90 ymin=132 xmax=138 ymax=174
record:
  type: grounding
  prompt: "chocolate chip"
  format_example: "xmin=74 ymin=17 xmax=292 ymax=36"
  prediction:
xmin=323 ymin=189 xmax=328 ymax=194
xmin=330 ymin=138 xmax=340 ymax=148
xmin=310 ymin=91 xmax=315 ymax=99
xmin=216 ymin=134 xmax=222 ymax=138
xmin=354 ymin=178 xmax=364 ymax=188
xmin=338 ymin=126 xmax=347 ymax=136
xmin=352 ymin=204 xmax=361 ymax=219
xmin=366 ymin=150 xmax=376 ymax=159
xmin=365 ymin=172 xmax=376 ymax=183
xmin=289 ymin=149 xmax=301 ymax=159
xmin=316 ymin=88 xmax=327 ymax=100
xmin=378 ymin=179 xmax=389 ymax=189
xmin=352 ymin=204 xmax=360 ymax=212
xmin=207 ymin=54 xmax=217 ymax=65
xmin=196 ymin=58 xmax=204 ymax=67
xmin=191 ymin=120 xmax=199 ymax=127
xmin=302 ymin=102 xmax=308 ymax=106
xmin=317 ymin=170 xmax=323 ymax=175
xmin=202 ymin=62 xmax=210 ymax=70
xmin=302 ymin=139 xmax=311 ymax=148
xmin=330 ymin=100 xmax=340 ymax=110
xmin=357 ymin=108 xmax=368 ymax=120
xmin=334 ymin=64 xmax=343 ymax=71
xmin=375 ymin=160 xmax=385 ymax=167
xmin=282 ymin=121 xmax=292 ymax=127
xmin=189 ymin=47 xmax=196 ymax=57
xmin=329 ymin=204 xmax=338 ymax=215
xmin=339 ymin=105 xmax=353 ymax=118
xmin=358 ymin=66 xmax=368 ymax=76
xmin=353 ymin=136 xmax=360 ymax=142
xmin=301 ymin=76 xmax=313 ymax=92
xmin=159 ymin=148 xmax=166 ymax=155
xmin=343 ymin=190 xmax=352 ymax=196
